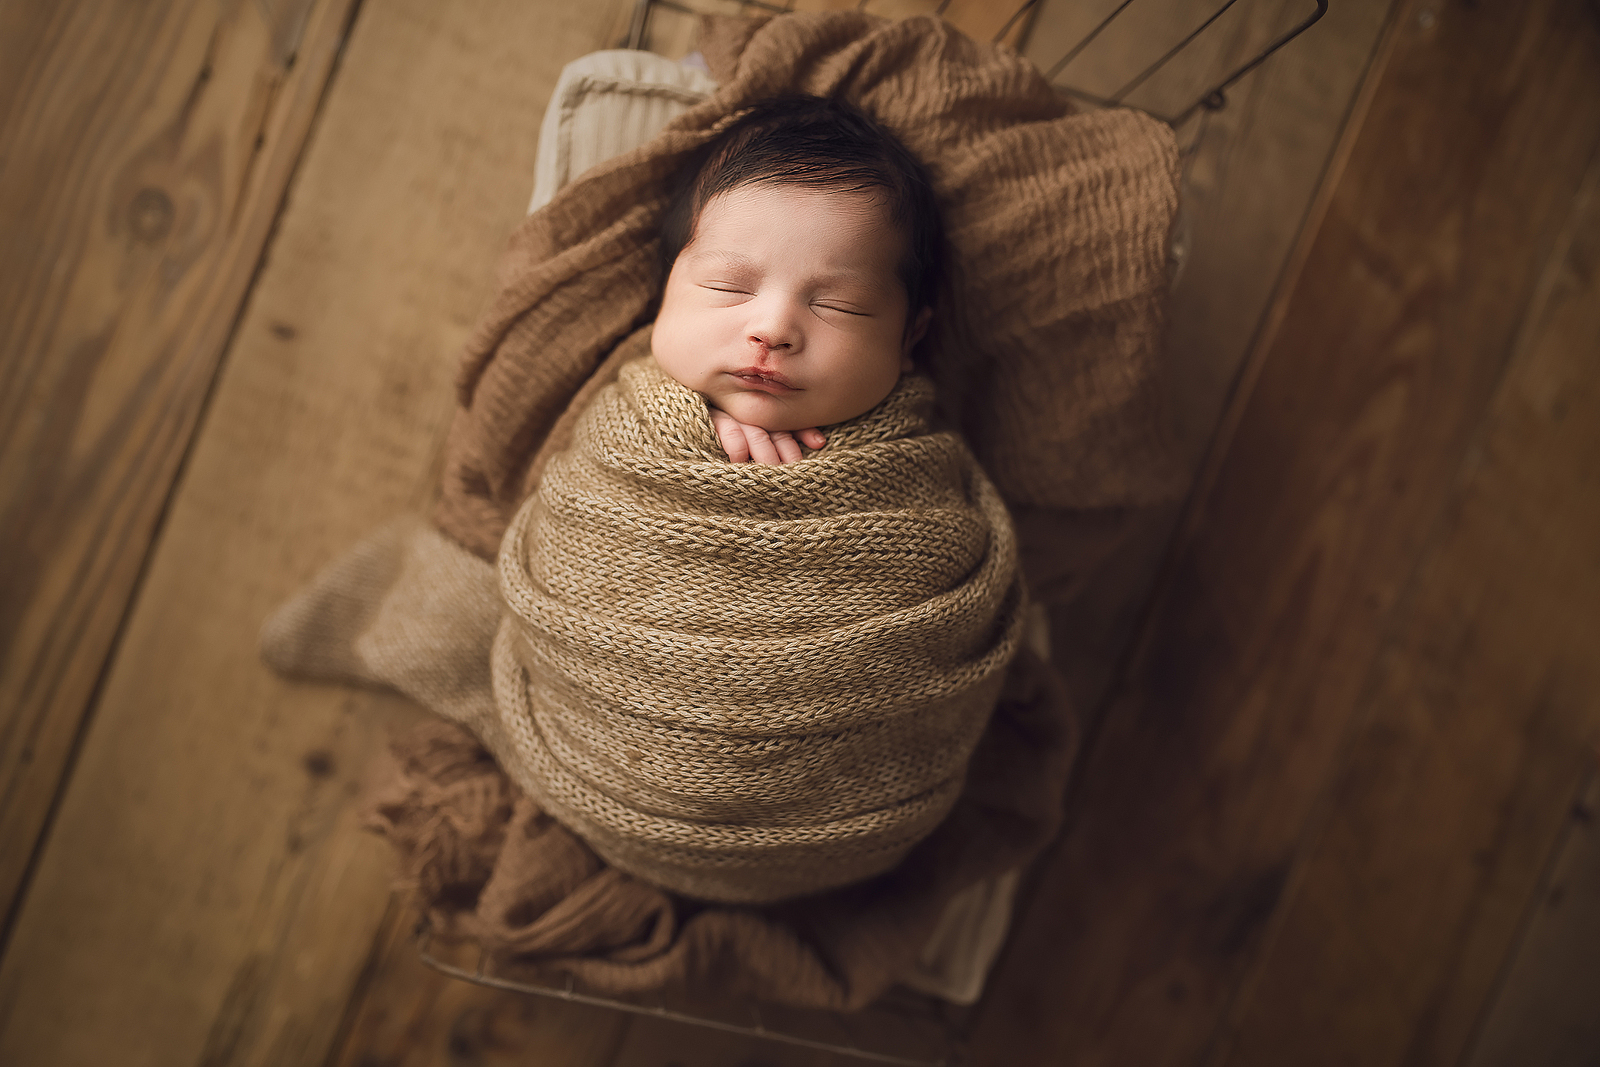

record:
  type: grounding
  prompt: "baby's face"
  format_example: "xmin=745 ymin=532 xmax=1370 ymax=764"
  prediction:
xmin=652 ymin=183 xmax=925 ymax=433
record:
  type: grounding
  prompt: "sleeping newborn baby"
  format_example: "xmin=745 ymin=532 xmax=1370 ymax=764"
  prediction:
xmin=651 ymin=95 xmax=934 ymax=466
xmin=489 ymin=97 xmax=1025 ymax=904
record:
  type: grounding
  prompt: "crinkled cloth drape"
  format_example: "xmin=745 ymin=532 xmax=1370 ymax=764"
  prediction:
xmin=478 ymin=359 xmax=1022 ymax=903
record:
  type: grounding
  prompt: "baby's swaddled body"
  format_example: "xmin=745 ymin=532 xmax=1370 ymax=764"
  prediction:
xmin=475 ymin=94 xmax=1029 ymax=903
xmin=490 ymin=358 xmax=1023 ymax=903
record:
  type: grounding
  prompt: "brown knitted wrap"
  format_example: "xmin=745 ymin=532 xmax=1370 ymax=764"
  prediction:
xmin=489 ymin=359 xmax=1023 ymax=903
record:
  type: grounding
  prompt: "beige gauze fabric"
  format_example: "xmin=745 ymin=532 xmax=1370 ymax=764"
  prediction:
xmin=476 ymin=359 xmax=1022 ymax=903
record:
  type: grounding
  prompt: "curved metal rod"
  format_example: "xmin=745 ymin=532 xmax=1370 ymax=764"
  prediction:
xmin=1169 ymin=0 xmax=1328 ymax=124
xmin=628 ymin=0 xmax=796 ymax=45
xmin=991 ymin=0 xmax=1041 ymax=43
xmin=1045 ymin=0 xmax=1330 ymax=126
xmin=625 ymin=0 xmax=651 ymax=50
xmin=1045 ymin=0 xmax=1138 ymax=80
xmin=418 ymin=944 xmax=952 ymax=1066
xmin=1110 ymin=0 xmax=1245 ymax=104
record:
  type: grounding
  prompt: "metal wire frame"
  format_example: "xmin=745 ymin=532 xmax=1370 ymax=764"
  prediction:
xmin=626 ymin=0 xmax=1034 ymax=49
xmin=1048 ymin=0 xmax=1329 ymax=125
xmin=416 ymin=923 xmax=958 ymax=1066
xmin=421 ymin=1 xmax=1332 ymax=1058
xmin=625 ymin=0 xmax=1328 ymax=127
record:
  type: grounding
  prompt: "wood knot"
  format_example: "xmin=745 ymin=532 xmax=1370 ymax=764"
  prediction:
xmin=128 ymin=187 xmax=174 ymax=243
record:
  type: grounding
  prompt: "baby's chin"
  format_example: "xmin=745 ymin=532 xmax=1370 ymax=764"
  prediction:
xmin=710 ymin=392 xmax=816 ymax=433
xmin=710 ymin=389 xmax=884 ymax=432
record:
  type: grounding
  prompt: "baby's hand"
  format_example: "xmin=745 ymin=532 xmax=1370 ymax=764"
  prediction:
xmin=710 ymin=408 xmax=826 ymax=464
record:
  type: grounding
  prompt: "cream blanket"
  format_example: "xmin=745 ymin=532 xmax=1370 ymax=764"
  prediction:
xmin=474 ymin=359 xmax=1023 ymax=903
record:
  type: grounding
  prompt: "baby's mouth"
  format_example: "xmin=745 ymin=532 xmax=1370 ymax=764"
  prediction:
xmin=730 ymin=368 xmax=799 ymax=393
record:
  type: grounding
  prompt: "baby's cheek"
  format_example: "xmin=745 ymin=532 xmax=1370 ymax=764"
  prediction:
xmin=650 ymin=320 xmax=695 ymax=387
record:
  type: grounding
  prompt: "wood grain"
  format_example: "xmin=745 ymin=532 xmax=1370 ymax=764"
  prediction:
xmin=1220 ymin=143 xmax=1600 ymax=1067
xmin=609 ymin=1017 xmax=845 ymax=1066
xmin=971 ymin=0 xmax=1600 ymax=1063
xmin=635 ymin=0 xmax=1034 ymax=61
xmin=0 ymin=0 xmax=359 ymax=929
xmin=327 ymin=899 xmax=633 ymax=1067
xmin=1026 ymin=0 xmax=1301 ymax=119
xmin=11 ymin=1 xmax=1592 ymax=1064
xmin=603 ymin=985 xmax=961 ymax=1067
xmin=1022 ymin=0 xmax=1398 ymax=718
xmin=0 ymin=0 xmax=634 ymax=1063
xmin=1465 ymin=773 xmax=1600 ymax=1067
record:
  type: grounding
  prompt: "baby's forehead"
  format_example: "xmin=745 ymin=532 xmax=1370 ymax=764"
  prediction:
xmin=696 ymin=180 xmax=897 ymax=229
xmin=684 ymin=183 xmax=903 ymax=260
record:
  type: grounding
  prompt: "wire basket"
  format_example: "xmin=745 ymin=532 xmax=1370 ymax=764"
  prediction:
xmin=418 ymin=919 xmax=965 ymax=1065
xmin=420 ymin=2 xmax=1330 ymax=1061
xmin=622 ymin=0 xmax=1327 ymax=127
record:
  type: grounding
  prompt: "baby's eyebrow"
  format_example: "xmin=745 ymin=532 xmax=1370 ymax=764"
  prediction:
xmin=687 ymin=248 xmax=758 ymax=273
xmin=689 ymin=248 xmax=885 ymax=289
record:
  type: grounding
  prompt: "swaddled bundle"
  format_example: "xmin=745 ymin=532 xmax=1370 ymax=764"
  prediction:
xmin=488 ymin=357 xmax=1023 ymax=904
xmin=260 ymin=9 xmax=1180 ymax=1006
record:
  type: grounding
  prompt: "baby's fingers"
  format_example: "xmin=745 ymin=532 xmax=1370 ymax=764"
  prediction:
xmin=743 ymin=426 xmax=783 ymax=465
xmin=710 ymin=410 xmax=752 ymax=463
xmin=796 ymin=427 xmax=827 ymax=450
xmin=772 ymin=432 xmax=803 ymax=464
xmin=708 ymin=409 xmax=810 ymax=465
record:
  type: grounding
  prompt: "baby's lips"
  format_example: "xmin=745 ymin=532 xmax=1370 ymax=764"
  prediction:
xmin=727 ymin=372 xmax=800 ymax=397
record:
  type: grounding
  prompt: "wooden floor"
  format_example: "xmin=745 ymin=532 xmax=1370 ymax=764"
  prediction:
xmin=2 ymin=0 xmax=1598 ymax=1064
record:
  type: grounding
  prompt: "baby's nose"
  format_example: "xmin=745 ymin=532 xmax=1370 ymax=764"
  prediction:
xmin=747 ymin=294 xmax=801 ymax=352
xmin=749 ymin=332 xmax=792 ymax=353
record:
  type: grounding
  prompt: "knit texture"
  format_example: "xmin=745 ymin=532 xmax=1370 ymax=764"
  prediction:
xmin=364 ymin=639 xmax=1072 ymax=1011
xmin=436 ymin=11 xmax=1184 ymax=560
xmin=477 ymin=359 xmax=1022 ymax=903
xmin=265 ymin=514 xmax=1074 ymax=1008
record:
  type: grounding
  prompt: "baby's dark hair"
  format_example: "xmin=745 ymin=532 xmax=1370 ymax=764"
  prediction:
xmin=658 ymin=95 xmax=944 ymax=319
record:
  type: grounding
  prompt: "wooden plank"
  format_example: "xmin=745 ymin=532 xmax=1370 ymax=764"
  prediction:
xmin=609 ymin=1015 xmax=846 ymax=1066
xmin=790 ymin=0 xmax=1034 ymax=47
xmin=1219 ymin=148 xmax=1600 ymax=1067
xmin=636 ymin=0 xmax=1034 ymax=62
xmin=326 ymin=899 xmax=633 ymax=1067
xmin=1026 ymin=0 xmax=1292 ymax=119
xmin=1027 ymin=0 xmax=1397 ymax=453
xmin=938 ymin=0 xmax=1037 ymax=47
xmin=969 ymin=0 xmax=1600 ymax=1062
xmin=0 ymin=0 xmax=633 ymax=1063
xmin=1159 ymin=0 xmax=1398 ymax=455
xmin=1466 ymin=773 xmax=1600 ymax=1067
xmin=0 ymin=0 xmax=359 ymax=928
xmin=1022 ymin=0 xmax=1397 ymax=718
xmin=602 ymin=985 xmax=962 ymax=1066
